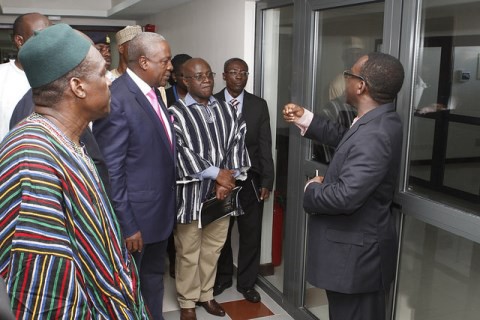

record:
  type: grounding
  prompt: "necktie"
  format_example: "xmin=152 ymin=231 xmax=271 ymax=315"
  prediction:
xmin=230 ymin=98 xmax=240 ymax=110
xmin=146 ymin=88 xmax=172 ymax=147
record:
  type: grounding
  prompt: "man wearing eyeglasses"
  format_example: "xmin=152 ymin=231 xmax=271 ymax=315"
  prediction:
xmin=169 ymin=58 xmax=250 ymax=320
xmin=283 ymin=52 xmax=404 ymax=320
xmin=213 ymin=58 xmax=274 ymax=303
xmin=93 ymin=32 xmax=176 ymax=320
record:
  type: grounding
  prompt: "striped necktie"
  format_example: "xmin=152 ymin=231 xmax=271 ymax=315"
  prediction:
xmin=230 ymin=98 xmax=240 ymax=110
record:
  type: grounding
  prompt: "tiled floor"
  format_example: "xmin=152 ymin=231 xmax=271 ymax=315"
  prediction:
xmin=163 ymin=273 xmax=294 ymax=320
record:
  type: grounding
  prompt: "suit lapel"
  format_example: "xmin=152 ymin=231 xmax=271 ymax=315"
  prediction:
xmin=124 ymin=74 xmax=174 ymax=157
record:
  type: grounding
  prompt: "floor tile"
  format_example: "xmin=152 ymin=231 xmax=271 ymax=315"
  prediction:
xmin=221 ymin=299 xmax=273 ymax=320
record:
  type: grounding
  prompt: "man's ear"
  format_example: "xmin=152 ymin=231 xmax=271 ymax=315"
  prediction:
xmin=222 ymin=73 xmax=227 ymax=81
xmin=357 ymin=81 xmax=367 ymax=95
xmin=139 ymin=56 xmax=148 ymax=70
xmin=70 ymin=77 xmax=86 ymax=99
xmin=182 ymin=77 xmax=189 ymax=89
xmin=13 ymin=35 xmax=25 ymax=49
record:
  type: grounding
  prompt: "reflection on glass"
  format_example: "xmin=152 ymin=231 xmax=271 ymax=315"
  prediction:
xmin=310 ymin=3 xmax=384 ymax=164
xmin=304 ymin=3 xmax=384 ymax=319
xmin=407 ymin=0 xmax=480 ymax=212
xmin=395 ymin=215 xmax=480 ymax=320
xmin=260 ymin=4 xmax=293 ymax=293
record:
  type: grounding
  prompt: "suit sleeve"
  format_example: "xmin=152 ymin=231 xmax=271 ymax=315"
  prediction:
xmin=304 ymin=114 xmax=348 ymax=147
xmin=257 ymin=100 xmax=275 ymax=190
xmin=93 ymin=101 xmax=139 ymax=238
xmin=303 ymin=128 xmax=393 ymax=215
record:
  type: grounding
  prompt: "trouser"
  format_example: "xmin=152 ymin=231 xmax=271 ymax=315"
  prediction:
xmin=216 ymin=173 xmax=264 ymax=289
xmin=174 ymin=216 xmax=230 ymax=308
xmin=132 ymin=240 xmax=168 ymax=320
xmin=326 ymin=289 xmax=387 ymax=320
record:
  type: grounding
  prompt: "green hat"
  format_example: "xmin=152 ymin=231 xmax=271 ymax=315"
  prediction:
xmin=19 ymin=23 xmax=91 ymax=88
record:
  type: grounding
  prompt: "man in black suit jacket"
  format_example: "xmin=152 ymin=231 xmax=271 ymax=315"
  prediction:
xmin=214 ymin=58 xmax=274 ymax=303
xmin=283 ymin=52 xmax=404 ymax=320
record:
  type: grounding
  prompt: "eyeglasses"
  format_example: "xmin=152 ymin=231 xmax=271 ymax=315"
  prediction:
xmin=343 ymin=70 xmax=367 ymax=84
xmin=226 ymin=70 xmax=249 ymax=77
xmin=184 ymin=72 xmax=216 ymax=82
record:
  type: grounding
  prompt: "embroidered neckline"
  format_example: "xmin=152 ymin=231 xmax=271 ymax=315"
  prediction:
xmin=29 ymin=113 xmax=100 ymax=183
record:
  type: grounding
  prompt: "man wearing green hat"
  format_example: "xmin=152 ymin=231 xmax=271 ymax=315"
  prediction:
xmin=0 ymin=23 xmax=149 ymax=319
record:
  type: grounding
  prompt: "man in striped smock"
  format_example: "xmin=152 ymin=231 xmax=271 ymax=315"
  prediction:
xmin=0 ymin=24 xmax=149 ymax=319
xmin=169 ymin=58 xmax=250 ymax=320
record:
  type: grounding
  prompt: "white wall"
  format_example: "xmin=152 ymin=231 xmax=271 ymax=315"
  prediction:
xmin=140 ymin=0 xmax=256 ymax=93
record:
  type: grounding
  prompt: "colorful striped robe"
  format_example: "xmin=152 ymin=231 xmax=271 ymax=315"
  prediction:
xmin=169 ymin=96 xmax=250 ymax=224
xmin=0 ymin=115 xmax=149 ymax=319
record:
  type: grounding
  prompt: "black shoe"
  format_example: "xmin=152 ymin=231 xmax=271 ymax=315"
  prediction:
xmin=213 ymin=281 xmax=232 ymax=296
xmin=237 ymin=287 xmax=261 ymax=303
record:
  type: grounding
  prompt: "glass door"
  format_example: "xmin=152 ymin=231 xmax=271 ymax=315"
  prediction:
xmin=394 ymin=0 xmax=480 ymax=319
xmin=256 ymin=2 xmax=294 ymax=294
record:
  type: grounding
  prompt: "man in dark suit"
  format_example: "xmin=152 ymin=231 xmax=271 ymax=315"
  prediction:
xmin=93 ymin=32 xmax=176 ymax=320
xmin=213 ymin=58 xmax=274 ymax=303
xmin=283 ymin=52 xmax=404 ymax=320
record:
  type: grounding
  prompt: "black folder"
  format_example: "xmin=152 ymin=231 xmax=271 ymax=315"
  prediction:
xmin=199 ymin=186 xmax=242 ymax=228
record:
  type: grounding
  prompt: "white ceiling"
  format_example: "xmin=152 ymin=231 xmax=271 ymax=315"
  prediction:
xmin=0 ymin=0 xmax=193 ymax=20
xmin=108 ymin=0 xmax=193 ymax=20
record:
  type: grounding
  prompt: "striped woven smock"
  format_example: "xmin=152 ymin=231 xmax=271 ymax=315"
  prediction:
xmin=169 ymin=95 xmax=251 ymax=224
xmin=0 ymin=114 xmax=150 ymax=319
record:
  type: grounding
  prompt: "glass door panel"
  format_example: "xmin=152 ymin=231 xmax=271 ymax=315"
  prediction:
xmin=260 ymin=4 xmax=294 ymax=293
xmin=395 ymin=215 xmax=480 ymax=320
xmin=310 ymin=2 xmax=385 ymax=165
xmin=407 ymin=0 xmax=480 ymax=211
xmin=396 ymin=0 xmax=480 ymax=319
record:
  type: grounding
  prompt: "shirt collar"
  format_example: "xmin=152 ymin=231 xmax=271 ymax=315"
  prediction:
xmin=184 ymin=93 xmax=216 ymax=107
xmin=224 ymin=89 xmax=245 ymax=105
xmin=126 ymin=68 xmax=152 ymax=95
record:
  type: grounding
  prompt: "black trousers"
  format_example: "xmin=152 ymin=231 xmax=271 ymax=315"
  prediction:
xmin=326 ymin=289 xmax=387 ymax=320
xmin=215 ymin=174 xmax=264 ymax=290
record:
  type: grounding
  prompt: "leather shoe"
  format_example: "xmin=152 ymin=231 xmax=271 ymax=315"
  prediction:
xmin=180 ymin=308 xmax=197 ymax=320
xmin=199 ymin=299 xmax=225 ymax=317
xmin=213 ymin=281 xmax=232 ymax=296
xmin=238 ymin=287 xmax=261 ymax=303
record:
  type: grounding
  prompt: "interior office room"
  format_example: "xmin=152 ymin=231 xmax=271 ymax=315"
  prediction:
xmin=0 ymin=0 xmax=479 ymax=319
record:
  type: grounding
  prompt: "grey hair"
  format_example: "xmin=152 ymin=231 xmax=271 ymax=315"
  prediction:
xmin=127 ymin=32 xmax=166 ymax=62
